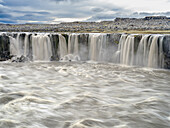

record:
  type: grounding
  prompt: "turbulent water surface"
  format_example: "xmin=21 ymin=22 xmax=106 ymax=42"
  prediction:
xmin=0 ymin=61 xmax=170 ymax=128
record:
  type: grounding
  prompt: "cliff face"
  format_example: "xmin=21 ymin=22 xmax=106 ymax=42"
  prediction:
xmin=163 ymin=36 xmax=170 ymax=69
xmin=0 ymin=34 xmax=10 ymax=61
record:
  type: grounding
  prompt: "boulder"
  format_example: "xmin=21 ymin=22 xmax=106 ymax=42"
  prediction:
xmin=11 ymin=55 xmax=29 ymax=63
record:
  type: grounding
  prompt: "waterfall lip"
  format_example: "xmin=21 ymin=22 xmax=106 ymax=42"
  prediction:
xmin=1 ymin=32 xmax=170 ymax=35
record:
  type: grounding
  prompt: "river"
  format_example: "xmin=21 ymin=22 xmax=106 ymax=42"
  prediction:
xmin=0 ymin=61 xmax=170 ymax=128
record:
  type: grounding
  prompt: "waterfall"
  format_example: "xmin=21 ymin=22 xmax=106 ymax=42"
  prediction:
xmin=9 ymin=36 xmax=17 ymax=56
xmin=9 ymin=33 xmax=27 ymax=57
xmin=68 ymin=34 xmax=79 ymax=55
xmin=136 ymin=35 xmax=164 ymax=68
xmin=32 ymin=34 xmax=52 ymax=61
xmin=117 ymin=34 xmax=127 ymax=63
xmin=58 ymin=34 xmax=68 ymax=59
xmin=9 ymin=33 xmax=21 ymax=56
xmin=24 ymin=34 xmax=29 ymax=57
xmin=88 ymin=34 xmax=108 ymax=61
xmin=159 ymin=36 xmax=165 ymax=68
xmin=89 ymin=34 xmax=98 ymax=61
xmin=118 ymin=34 xmax=165 ymax=68
xmin=118 ymin=35 xmax=135 ymax=65
xmin=135 ymin=35 xmax=151 ymax=66
xmin=98 ymin=34 xmax=107 ymax=61
xmin=3 ymin=32 xmax=167 ymax=68
xmin=148 ymin=36 xmax=160 ymax=68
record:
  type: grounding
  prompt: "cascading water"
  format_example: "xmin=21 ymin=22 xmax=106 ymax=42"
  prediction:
xmin=135 ymin=35 xmax=151 ymax=67
xmin=89 ymin=34 xmax=99 ymax=61
xmin=24 ymin=34 xmax=30 ymax=57
xmin=0 ymin=32 xmax=168 ymax=68
xmin=118 ymin=35 xmax=135 ymax=65
xmin=134 ymin=35 xmax=165 ymax=68
xmin=68 ymin=34 xmax=79 ymax=55
xmin=148 ymin=35 xmax=160 ymax=68
xmin=159 ymin=36 xmax=165 ymax=68
xmin=58 ymin=34 xmax=68 ymax=60
xmin=117 ymin=34 xmax=127 ymax=63
xmin=88 ymin=34 xmax=109 ymax=61
xmin=118 ymin=34 xmax=165 ymax=68
xmin=9 ymin=33 xmax=22 ymax=56
xmin=32 ymin=34 xmax=52 ymax=61
xmin=66 ymin=34 xmax=80 ymax=61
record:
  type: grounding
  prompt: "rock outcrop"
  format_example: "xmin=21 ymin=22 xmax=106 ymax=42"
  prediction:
xmin=0 ymin=34 xmax=10 ymax=61
xmin=0 ymin=16 xmax=170 ymax=32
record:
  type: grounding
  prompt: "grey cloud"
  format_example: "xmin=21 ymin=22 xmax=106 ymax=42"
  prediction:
xmin=112 ymin=7 xmax=125 ymax=12
xmin=0 ymin=19 xmax=16 ymax=24
xmin=0 ymin=4 xmax=13 ymax=18
xmin=2 ymin=0 xmax=33 ymax=6
xmin=49 ymin=0 xmax=82 ymax=2
xmin=132 ymin=12 xmax=170 ymax=17
xmin=91 ymin=8 xmax=104 ymax=12
xmin=0 ymin=0 xmax=134 ymax=23
xmin=13 ymin=10 xmax=51 ymax=15
xmin=0 ymin=13 xmax=12 ymax=18
xmin=1 ymin=0 xmax=170 ymax=24
xmin=16 ymin=14 xmax=53 ymax=21
xmin=0 ymin=0 xmax=55 ymax=23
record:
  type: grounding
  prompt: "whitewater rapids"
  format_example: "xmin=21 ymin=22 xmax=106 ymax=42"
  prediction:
xmin=0 ymin=62 xmax=170 ymax=128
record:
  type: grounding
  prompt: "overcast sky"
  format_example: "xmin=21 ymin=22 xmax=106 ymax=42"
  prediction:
xmin=0 ymin=0 xmax=170 ymax=24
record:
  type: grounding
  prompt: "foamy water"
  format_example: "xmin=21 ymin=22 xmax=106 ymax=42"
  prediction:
xmin=0 ymin=62 xmax=170 ymax=128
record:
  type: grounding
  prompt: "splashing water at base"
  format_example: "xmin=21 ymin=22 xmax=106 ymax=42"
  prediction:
xmin=0 ymin=62 xmax=169 ymax=128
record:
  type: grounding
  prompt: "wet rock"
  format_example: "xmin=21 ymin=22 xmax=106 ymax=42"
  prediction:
xmin=11 ymin=55 xmax=29 ymax=63
xmin=50 ymin=34 xmax=59 ymax=60
xmin=0 ymin=34 xmax=10 ymax=61
xmin=78 ymin=34 xmax=89 ymax=46
xmin=134 ymin=35 xmax=142 ymax=53
xmin=163 ymin=36 xmax=170 ymax=69
xmin=60 ymin=54 xmax=80 ymax=62
xmin=107 ymin=33 xmax=121 ymax=45
xmin=62 ymin=34 xmax=69 ymax=46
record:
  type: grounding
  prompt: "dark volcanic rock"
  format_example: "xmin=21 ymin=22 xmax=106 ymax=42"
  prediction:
xmin=50 ymin=34 xmax=59 ymax=61
xmin=0 ymin=34 xmax=10 ymax=61
xmin=107 ymin=33 xmax=121 ymax=45
xmin=11 ymin=55 xmax=29 ymax=63
xmin=134 ymin=35 xmax=142 ymax=53
xmin=163 ymin=36 xmax=170 ymax=69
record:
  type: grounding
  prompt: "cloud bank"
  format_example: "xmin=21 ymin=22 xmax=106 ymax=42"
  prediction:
xmin=0 ymin=0 xmax=170 ymax=24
